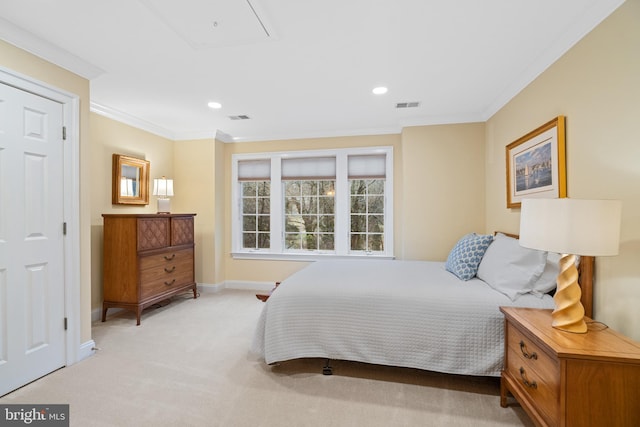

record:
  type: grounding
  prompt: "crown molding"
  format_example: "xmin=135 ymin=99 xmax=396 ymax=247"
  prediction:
xmin=227 ymin=126 xmax=402 ymax=143
xmin=0 ymin=17 xmax=104 ymax=80
xmin=90 ymin=102 xmax=176 ymax=140
xmin=399 ymin=113 xmax=484 ymax=129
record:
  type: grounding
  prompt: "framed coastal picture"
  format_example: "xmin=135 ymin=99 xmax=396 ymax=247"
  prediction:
xmin=505 ymin=116 xmax=566 ymax=208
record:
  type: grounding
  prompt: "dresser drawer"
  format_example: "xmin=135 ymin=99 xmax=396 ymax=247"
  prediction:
xmin=139 ymin=248 xmax=194 ymax=300
xmin=140 ymin=248 xmax=192 ymax=270
xmin=506 ymin=324 xmax=559 ymax=425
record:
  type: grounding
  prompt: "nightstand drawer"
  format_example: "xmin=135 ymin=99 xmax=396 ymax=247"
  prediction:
xmin=506 ymin=324 xmax=559 ymax=383
xmin=506 ymin=346 xmax=558 ymax=425
xmin=506 ymin=323 xmax=559 ymax=425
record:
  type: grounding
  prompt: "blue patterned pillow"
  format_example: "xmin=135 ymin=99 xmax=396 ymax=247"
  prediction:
xmin=445 ymin=233 xmax=494 ymax=280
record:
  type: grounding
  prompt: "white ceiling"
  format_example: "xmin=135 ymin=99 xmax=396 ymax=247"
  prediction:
xmin=0 ymin=0 xmax=625 ymax=142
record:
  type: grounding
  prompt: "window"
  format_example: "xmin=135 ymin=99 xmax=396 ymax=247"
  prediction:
xmin=284 ymin=180 xmax=335 ymax=251
xmin=241 ymin=181 xmax=270 ymax=249
xmin=348 ymin=154 xmax=386 ymax=252
xmin=238 ymin=159 xmax=270 ymax=250
xmin=350 ymin=179 xmax=385 ymax=251
xmin=232 ymin=147 xmax=393 ymax=259
xmin=282 ymin=156 xmax=336 ymax=252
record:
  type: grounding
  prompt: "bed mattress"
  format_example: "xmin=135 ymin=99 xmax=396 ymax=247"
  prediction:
xmin=252 ymin=259 xmax=554 ymax=377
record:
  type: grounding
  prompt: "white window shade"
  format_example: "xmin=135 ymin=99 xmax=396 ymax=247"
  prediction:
xmin=348 ymin=154 xmax=386 ymax=179
xmin=238 ymin=159 xmax=271 ymax=181
xmin=282 ymin=157 xmax=336 ymax=180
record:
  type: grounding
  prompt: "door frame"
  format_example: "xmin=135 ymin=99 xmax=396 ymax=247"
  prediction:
xmin=0 ymin=65 xmax=82 ymax=366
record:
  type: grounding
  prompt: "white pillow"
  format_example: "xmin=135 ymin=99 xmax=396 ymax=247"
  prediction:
xmin=531 ymin=252 xmax=561 ymax=296
xmin=531 ymin=253 xmax=581 ymax=296
xmin=476 ymin=233 xmax=547 ymax=300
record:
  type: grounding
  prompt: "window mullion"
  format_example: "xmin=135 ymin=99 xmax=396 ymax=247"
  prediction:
xmin=334 ymin=153 xmax=349 ymax=255
xmin=270 ymin=157 xmax=283 ymax=253
xmin=231 ymin=159 xmax=242 ymax=252
xmin=384 ymin=152 xmax=393 ymax=256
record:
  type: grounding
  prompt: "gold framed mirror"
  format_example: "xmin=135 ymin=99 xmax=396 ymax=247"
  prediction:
xmin=112 ymin=154 xmax=150 ymax=205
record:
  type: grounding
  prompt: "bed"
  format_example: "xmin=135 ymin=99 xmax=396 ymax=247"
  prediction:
xmin=251 ymin=232 xmax=594 ymax=377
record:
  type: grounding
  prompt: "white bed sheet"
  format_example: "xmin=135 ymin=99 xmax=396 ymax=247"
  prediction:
xmin=252 ymin=259 xmax=554 ymax=377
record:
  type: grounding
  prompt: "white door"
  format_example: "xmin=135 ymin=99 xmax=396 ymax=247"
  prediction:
xmin=0 ymin=82 xmax=66 ymax=396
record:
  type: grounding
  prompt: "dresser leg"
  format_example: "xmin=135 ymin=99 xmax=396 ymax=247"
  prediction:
xmin=101 ymin=306 xmax=108 ymax=322
xmin=136 ymin=308 xmax=142 ymax=326
xmin=192 ymin=285 xmax=198 ymax=299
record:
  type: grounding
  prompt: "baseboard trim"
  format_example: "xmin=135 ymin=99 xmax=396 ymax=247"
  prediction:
xmin=197 ymin=283 xmax=225 ymax=293
xmin=78 ymin=339 xmax=96 ymax=362
xmin=90 ymin=281 xmax=274 ymax=321
xmin=224 ymin=280 xmax=274 ymax=292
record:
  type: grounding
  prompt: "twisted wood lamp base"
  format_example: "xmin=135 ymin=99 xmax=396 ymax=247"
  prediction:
xmin=552 ymin=253 xmax=587 ymax=333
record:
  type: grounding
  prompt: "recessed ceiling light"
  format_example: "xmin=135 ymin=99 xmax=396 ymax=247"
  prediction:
xmin=208 ymin=101 xmax=222 ymax=109
xmin=372 ymin=86 xmax=388 ymax=95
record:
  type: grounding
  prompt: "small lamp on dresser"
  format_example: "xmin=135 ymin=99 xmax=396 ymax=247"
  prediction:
xmin=152 ymin=176 xmax=174 ymax=213
xmin=519 ymin=198 xmax=621 ymax=333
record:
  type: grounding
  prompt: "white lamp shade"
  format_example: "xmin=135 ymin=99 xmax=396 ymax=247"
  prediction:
xmin=519 ymin=198 xmax=621 ymax=256
xmin=153 ymin=178 xmax=174 ymax=197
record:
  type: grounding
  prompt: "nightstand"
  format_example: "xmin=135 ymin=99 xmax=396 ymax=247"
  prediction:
xmin=500 ymin=307 xmax=640 ymax=427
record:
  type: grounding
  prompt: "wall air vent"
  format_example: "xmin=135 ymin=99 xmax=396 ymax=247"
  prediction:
xmin=228 ymin=115 xmax=251 ymax=120
xmin=395 ymin=102 xmax=421 ymax=108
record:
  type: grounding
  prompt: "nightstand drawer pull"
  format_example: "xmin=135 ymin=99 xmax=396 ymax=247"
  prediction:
xmin=164 ymin=266 xmax=176 ymax=273
xmin=519 ymin=340 xmax=537 ymax=360
xmin=164 ymin=279 xmax=176 ymax=286
xmin=519 ymin=367 xmax=537 ymax=389
xmin=164 ymin=254 xmax=176 ymax=261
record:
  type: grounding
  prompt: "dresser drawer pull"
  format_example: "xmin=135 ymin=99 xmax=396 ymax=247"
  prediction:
xmin=164 ymin=266 xmax=176 ymax=273
xmin=519 ymin=340 xmax=537 ymax=360
xmin=164 ymin=254 xmax=176 ymax=261
xmin=519 ymin=367 xmax=537 ymax=389
xmin=164 ymin=279 xmax=176 ymax=286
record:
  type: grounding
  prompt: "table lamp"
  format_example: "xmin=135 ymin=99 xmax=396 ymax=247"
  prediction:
xmin=152 ymin=176 xmax=174 ymax=213
xmin=519 ymin=198 xmax=621 ymax=333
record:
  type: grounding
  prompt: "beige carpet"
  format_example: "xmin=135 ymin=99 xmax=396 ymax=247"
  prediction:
xmin=1 ymin=289 xmax=534 ymax=427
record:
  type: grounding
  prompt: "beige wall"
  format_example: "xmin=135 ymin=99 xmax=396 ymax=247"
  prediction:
xmin=172 ymin=138 xmax=225 ymax=286
xmin=485 ymin=0 xmax=640 ymax=339
xmin=89 ymin=113 xmax=174 ymax=309
xmin=400 ymin=123 xmax=485 ymax=261
xmin=0 ymin=40 xmax=93 ymax=343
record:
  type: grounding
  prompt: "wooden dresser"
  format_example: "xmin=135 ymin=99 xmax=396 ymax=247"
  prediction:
xmin=102 ymin=213 xmax=197 ymax=325
xmin=500 ymin=307 xmax=640 ymax=427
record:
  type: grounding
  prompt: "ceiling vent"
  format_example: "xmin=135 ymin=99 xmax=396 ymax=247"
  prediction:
xmin=395 ymin=102 xmax=421 ymax=109
xmin=229 ymin=115 xmax=251 ymax=120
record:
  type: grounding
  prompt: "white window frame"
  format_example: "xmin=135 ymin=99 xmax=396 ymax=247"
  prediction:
xmin=232 ymin=146 xmax=394 ymax=260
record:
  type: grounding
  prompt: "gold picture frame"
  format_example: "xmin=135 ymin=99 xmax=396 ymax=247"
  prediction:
xmin=506 ymin=116 xmax=566 ymax=208
xmin=112 ymin=154 xmax=150 ymax=205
